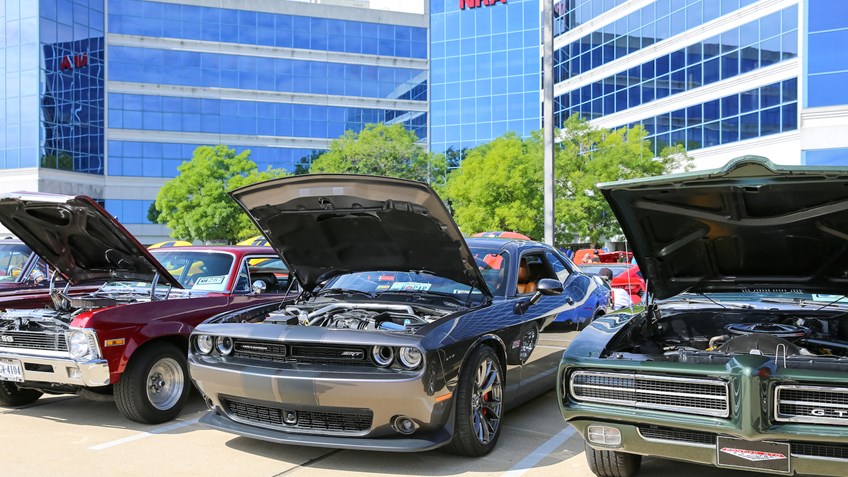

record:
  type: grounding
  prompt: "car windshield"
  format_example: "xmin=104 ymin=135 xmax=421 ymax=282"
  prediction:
xmin=665 ymin=291 xmax=848 ymax=308
xmin=150 ymin=250 xmax=235 ymax=292
xmin=580 ymin=264 xmax=632 ymax=275
xmin=0 ymin=243 xmax=32 ymax=283
xmin=320 ymin=245 xmax=509 ymax=301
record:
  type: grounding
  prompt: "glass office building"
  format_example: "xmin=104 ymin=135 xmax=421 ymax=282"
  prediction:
xmin=550 ymin=0 xmax=848 ymax=169
xmin=1 ymin=0 xmax=427 ymax=241
xmin=430 ymin=0 xmax=541 ymax=166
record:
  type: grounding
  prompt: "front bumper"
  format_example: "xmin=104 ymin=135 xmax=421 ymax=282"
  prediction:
xmin=189 ymin=355 xmax=454 ymax=451
xmin=570 ymin=420 xmax=847 ymax=476
xmin=0 ymin=350 xmax=110 ymax=387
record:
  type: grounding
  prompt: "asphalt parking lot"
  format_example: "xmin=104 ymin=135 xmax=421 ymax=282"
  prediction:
xmin=2 ymin=384 xmax=766 ymax=476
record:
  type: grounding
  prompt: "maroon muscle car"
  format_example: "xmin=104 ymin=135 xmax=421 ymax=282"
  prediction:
xmin=0 ymin=193 xmax=293 ymax=423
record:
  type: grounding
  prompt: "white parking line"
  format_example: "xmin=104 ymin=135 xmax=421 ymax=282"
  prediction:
xmin=88 ymin=417 xmax=201 ymax=450
xmin=502 ymin=426 xmax=577 ymax=477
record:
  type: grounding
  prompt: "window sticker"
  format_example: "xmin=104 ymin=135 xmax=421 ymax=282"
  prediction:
xmin=389 ymin=282 xmax=432 ymax=291
xmin=194 ymin=275 xmax=226 ymax=286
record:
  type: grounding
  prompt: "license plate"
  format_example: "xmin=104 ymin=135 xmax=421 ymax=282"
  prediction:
xmin=717 ymin=436 xmax=790 ymax=473
xmin=0 ymin=358 xmax=23 ymax=382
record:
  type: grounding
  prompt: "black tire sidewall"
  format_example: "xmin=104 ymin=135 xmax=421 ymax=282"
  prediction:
xmin=0 ymin=380 xmax=42 ymax=406
xmin=115 ymin=343 xmax=190 ymax=424
xmin=449 ymin=345 xmax=503 ymax=457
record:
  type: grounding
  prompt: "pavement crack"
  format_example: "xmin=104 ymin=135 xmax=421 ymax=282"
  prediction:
xmin=272 ymin=449 xmax=342 ymax=476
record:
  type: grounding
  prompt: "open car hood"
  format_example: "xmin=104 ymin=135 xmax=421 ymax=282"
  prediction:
xmin=0 ymin=193 xmax=182 ymax=287
xmin=600 ymin=156 xmax=848 ymax=299
xmin=230 ymin=174 xmax=492 ymax=297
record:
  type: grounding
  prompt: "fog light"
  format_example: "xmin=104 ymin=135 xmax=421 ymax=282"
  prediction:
xmin=391 ymin=415 xmax=417 ymax=435
xmin=284 ymin=411 xmax=297 ymax=425
xmin=587 ymin=425 xmax=622 ymax=446
xmin=67 ymin=367 xmax=82 ymax=379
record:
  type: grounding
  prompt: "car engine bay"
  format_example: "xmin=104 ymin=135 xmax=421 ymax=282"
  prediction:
xmin=608 ymin=308 xmax=848 ymax=367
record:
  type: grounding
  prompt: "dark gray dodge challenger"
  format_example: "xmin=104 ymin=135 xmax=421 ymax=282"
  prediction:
xmin=188 ymin=174 xmax=608 ymax=456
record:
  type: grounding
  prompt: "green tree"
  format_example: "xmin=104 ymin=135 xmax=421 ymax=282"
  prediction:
xmin=441 ymin=116 xmax=691 ymax=244
xmin=441 ymin=132 xmax=545 ymax=239
xmin=554 ymin=115 xmax=691 ymax=246
xmin=310 ymin=123 xmax=445 ymax=183
xmin=154 ymin=145 xmax=287 ymax=243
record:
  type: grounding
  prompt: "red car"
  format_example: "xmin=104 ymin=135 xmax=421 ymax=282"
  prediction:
xmin=0 ymin=193 xmax=292 ymax=423
xmin=580 ymin=263 xmax=645 ymax=304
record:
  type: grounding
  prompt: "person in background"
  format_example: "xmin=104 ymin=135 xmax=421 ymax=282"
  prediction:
xmin=598 ymin=267 xmax=633 ymax=310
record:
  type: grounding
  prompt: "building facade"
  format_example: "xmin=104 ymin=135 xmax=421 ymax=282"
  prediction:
xmin=550 ymin=0 xmax=848 ymax=169
xmin=1 ymin=0 xmax=427 ymax=241
xmin=430 ymin=0 xmax=541 ymax=166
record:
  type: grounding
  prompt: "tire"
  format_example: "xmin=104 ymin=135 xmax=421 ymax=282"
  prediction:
xmin=0 ymin=381 xmax=42 ymax=406
xmin=584 ymin=441 xmax=642 ymax=477
xmin=114 ymin=343 xmax=190 ymax=424
xmin=444 ymin=345 xmax=504 ymax=457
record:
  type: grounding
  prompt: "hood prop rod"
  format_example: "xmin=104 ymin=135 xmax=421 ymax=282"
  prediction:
xmin=149 ymin=272 xmax=160 ymax=300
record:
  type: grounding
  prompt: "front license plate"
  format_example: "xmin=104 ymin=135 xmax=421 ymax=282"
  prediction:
xmin=0 ymin=358 xmax=23 ymax=382
xmin=717 ymin=436 xmax=790 ymax=473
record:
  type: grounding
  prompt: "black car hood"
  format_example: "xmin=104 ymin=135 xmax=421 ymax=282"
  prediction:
xmin=0 ymin=193 xmax=182 ymax=287
xmin=599 ymin=156 xmax=848 ymax=299
xmin=230 ymin=174 xmax=491 ymax=297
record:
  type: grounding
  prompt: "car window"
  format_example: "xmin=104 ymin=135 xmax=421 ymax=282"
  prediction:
xmin=545 ymin=251 xmax=572 ymax=282
xmin=150 ymin=250 xmax=235 ymax=292
xmin=471 ymin=245 xmax=510 ymax=296
xmin=247 ymin=257 xmax=291 ymax=293
xmin=0 ymin=243 xmax=32 ymax=283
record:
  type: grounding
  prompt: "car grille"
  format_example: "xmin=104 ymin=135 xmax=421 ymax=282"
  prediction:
xmin=774 ymin=385 xmax=848 ymax=425
xmin=569 ymin=371 xmax=730 ymax=417
xmin=232 ymin=339 xmax=371 ymax=366
xmin=637 ymin=426 xmax=717 ymax=447
xmin=0 ymin=331 xmax=68 ymax=352
xmin=223 ymin=397 xmax=373 ymax=435
xmin=792 ymin=442 xmax=848 ymax=461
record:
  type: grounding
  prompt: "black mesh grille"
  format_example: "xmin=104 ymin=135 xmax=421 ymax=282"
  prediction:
xmin=231 ymin=338 xmax=371 ymax=366
xmin=638 ymin=426 xmax=717 ymax=446
xmin=223 ymin=397 xmax=372 ymax=433
xmin=0 ymin=331 xmax=68 ymax=352
xmin=792 ymin=442 xmax=848 ymax=460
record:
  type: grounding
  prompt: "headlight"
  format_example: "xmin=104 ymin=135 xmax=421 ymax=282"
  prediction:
xmin=371 ymin=345 xmax=394 ymax=367
xmin=195 ymin=335 xmax=213 ymax=354
xmin=68 ymin=329 xmax=98 ymax=360
xmin=398 ymin=347 xmax=423 ymax=369
xmin=216 ymin=336 xmax=233 ymax=355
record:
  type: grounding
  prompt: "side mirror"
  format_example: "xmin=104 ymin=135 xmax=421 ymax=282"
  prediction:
xmin=251 ymin=280 xmax=267 ymax=295
xmin=526 ymin=279 xmax=565 ymax=306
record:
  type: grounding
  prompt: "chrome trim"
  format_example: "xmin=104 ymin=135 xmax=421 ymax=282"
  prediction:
xmin=569 ymin=370 xmax=730 ymax=418
xmin=636 ymin=427 xmax=716 ymax=449
xmin=0 ymin=351 xmax=110 ymax=386
xmin=774 ymin=384 xmax=848 ymax=425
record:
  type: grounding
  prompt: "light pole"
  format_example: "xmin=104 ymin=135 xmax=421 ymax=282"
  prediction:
xmin=543 ymin=0 xmax=555 ymax=246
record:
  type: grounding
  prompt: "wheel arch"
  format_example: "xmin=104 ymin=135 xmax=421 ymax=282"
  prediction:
xmin=460 ymin=334 xmax=508 ymax=377
xmin=112 ymin=334 xmax=189 ymax=383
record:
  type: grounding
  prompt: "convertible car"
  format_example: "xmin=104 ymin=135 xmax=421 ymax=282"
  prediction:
xmin=558 ymin=157 xmax=848 ymax=477
xmin=188 ymin=174 xmax=608 ymax=456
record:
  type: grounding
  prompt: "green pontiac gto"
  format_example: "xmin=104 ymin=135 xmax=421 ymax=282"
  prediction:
xmin=558 ymin=157 xmax=848 ymax=477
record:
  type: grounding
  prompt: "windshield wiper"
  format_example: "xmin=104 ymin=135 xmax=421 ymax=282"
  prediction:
xmin=663 ymin=296 xmax=754 ymax=309
xmin=316 ymin=288 xmax=375 ymax=299
xmin=759 ymin=297 xmax=848 ymax=309
xmin=376 ymin=290 xmax=468 ymax=304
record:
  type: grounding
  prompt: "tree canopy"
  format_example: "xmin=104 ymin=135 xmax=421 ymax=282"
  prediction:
xmin=153 ymin=145 xmax=287 ymax=243
xmin=441 ymin=115 xmax=691 ymax=245
xmin=308 ymin=123 xmax=445 ymax=183
xmin=439 ymin=132 xmax=545 ymax=239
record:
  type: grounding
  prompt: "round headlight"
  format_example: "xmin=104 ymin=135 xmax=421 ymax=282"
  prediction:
xmin=398 ymin=347 xmax=423 ymax=369
xmin=371 ymin=345 xmax=394 ymax=367
xmin=195 ymin=335 xmax=213 ymax=355
xmin=68 ymin=331 xmax=90 ymax=360
xmin=216 ymin=336 xmax=233 ymax=355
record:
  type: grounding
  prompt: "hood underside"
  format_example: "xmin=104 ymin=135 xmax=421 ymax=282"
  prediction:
xmin=0 ymin=193 xmax=181 ymax=287
xmin=229 ymin=174 xmax=491 ymax=297
xmin=600 ymin=156 xmax=848 ymax=299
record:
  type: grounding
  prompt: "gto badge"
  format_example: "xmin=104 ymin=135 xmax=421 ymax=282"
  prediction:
xmin=719 ymin=447 xmax=787 ymax=462
xmin=0 ymin=335 xmax=12 ymax=343
xmin=811 ymin=408 xmax=848 ymax=418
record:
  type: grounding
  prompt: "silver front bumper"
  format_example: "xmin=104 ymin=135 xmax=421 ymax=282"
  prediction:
xmin=189 ymin=355 xmax=453 ymax=445
xmin=0 ymin=350 xmax=110 ymax=387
